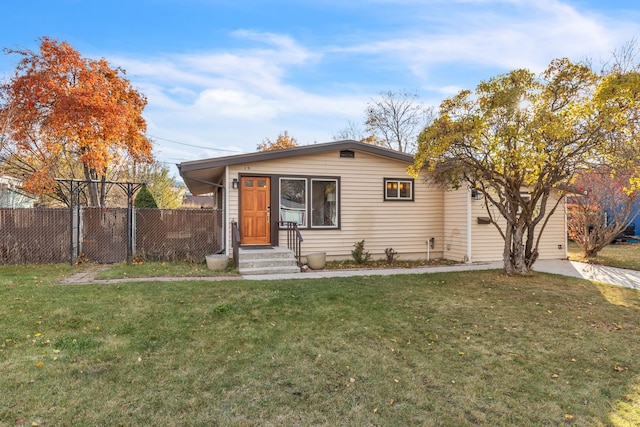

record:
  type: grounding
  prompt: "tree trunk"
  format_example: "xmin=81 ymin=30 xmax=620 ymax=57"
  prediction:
xmin=504 ymin=224 xmax=532 ymax=275
xmin=83 ymin=165 xmax=100 ymax=207
xmin=503 ymin=224 xmax=514 ymax=275
xmin=99 ymin=174 xmax=107 ymax=207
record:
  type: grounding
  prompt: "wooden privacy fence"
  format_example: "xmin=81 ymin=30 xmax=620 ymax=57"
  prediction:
xmin=0 ymin=208 xmax=224 ymax=265
xmin=0 ymin=208 xmax=69 ymax=264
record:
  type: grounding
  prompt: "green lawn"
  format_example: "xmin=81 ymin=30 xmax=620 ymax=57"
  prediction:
xmin=1 ymin=265 xmax=639 ymax=426
xmin=568 ymin=241 xmax=640 ymax=271
xmin=94 ymin=260 xmax=237 ymax=279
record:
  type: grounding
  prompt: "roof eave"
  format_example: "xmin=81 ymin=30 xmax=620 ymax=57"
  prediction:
xmin=178 ymin=140 xmax=414 ymax=173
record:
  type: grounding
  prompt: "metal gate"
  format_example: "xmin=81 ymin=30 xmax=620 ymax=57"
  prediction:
xmin=80 ymin=208 xmax=128 ymax=263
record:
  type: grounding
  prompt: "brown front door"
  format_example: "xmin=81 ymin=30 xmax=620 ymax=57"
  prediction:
xmin=240 ymin=176 xmax=271 ymax=245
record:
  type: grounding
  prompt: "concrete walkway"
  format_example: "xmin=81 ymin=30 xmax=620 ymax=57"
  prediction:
xmin=243 ymin=259 xmax=640 ymax=290
xmin=58 ymin=260 xmax=640 ymax=290
xmin=532 ymin=259 xmax=640 ymax=290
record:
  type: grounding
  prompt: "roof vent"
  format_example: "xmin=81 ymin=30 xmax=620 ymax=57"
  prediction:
xmin=340 ymin=150 xmax=355 ymax=158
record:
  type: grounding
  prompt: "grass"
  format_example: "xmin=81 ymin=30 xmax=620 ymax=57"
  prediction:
xmin=568 ymin=241 xmax=640 ymax=271
xmin=92 ymin=260 xmax=237 ymax=279
xmin=1 ymin=266 xmax=639 ymax=426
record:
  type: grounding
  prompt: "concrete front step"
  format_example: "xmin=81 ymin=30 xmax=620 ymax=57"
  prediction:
xmin=238 ymin=246 xmax=300 ymax=275
xmin=238 ymin=246 xmax=295 ymax=260
xmin=240 ymin=265 xmax=302 ymax=276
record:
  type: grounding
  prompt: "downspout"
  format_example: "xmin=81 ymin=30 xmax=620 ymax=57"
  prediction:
xmin=467 ymin=184 xmax=473 ymax=264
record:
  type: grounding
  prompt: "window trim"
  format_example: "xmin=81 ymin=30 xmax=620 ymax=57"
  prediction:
xmin=279 ymin=177 xmax=307 ymax=227
xmin=310 ymin=178 xmax=339 ymax=229
xmin=384 ymin=178 xmax=414 ymax=201
xmin=278 ymin=176 xmax=340 ymax=230
xmin=517 ymin=193 xmax=532 ymax=215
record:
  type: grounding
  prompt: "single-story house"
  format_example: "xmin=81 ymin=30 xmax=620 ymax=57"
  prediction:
xmin=177 ymin=140 xmax=567 ymax=265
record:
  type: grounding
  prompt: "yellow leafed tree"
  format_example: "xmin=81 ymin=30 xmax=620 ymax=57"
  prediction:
xmin=411 ymin=58 xmax=640 ymax=275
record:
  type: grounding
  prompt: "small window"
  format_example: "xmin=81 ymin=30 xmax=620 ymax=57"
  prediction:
xmin=517 ymin=193 xmax=532 ymax=214
xmin=384 ymin=178 xmax=414 ymax=201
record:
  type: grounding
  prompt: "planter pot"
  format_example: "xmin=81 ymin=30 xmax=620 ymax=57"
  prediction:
xmin=205 ymin=254 xmax=228 ymax=270
xmin=305 ymin=252 xmax=326 ymax=270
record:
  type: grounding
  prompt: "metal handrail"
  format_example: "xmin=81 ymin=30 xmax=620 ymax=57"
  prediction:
xmin=279 ymin=221 xmax=303 ymax=265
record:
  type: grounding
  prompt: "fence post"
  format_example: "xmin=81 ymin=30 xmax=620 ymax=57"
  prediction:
xmin=57 ymin=179 xmax=87 ymax=266
xmin=68 ymin=181 xmax=75 ymax=266
xmin=121 ymin=182 xmax=144 ymax=264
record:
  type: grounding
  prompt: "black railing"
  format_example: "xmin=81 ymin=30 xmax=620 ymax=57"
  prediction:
xmin=279 ymin=221 xmax=303 ymax=265
xmin=231 ymin=221 xmax=241 ymax=266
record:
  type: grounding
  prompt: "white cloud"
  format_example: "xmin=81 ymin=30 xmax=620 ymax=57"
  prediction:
xmin=332 ymin=0 xmax=640 ymax=76
xmin=108 ymin=0 xmax=640 ymax=164
xmin=193 ymin=88 xmax=279 ymax=119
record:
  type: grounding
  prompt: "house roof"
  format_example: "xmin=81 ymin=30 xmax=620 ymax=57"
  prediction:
xmin=178 ymin=140 xmax=414 ymax=195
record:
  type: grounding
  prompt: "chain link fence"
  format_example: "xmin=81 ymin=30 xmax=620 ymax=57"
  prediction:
xmin=1 ymin=208 xmax=70 ymax=264
xmin=135 ymin=208 xmax=223 ymax=262
xmin=0 ymin=207 xmax=224 ymax=265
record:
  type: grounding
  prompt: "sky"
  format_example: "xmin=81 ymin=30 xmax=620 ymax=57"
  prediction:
xmin=1 ymin=0 xmax=640 ymax=179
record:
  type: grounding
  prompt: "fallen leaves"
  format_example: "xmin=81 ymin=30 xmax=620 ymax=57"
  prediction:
xmin=613 ymin=364 xmax=628 ymax=372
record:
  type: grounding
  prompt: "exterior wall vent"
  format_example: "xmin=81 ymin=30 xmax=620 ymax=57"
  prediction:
xmin=340 ymin=150 xmax=355 ymax=158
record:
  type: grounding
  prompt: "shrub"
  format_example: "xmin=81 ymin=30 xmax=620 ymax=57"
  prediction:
xmin=134 ymin=185 xmax=158 ymax=208
xmin=385 ymin=247 xmax=398 ymax=264
xmin=351 ymin=240 xmax=371 ymax=264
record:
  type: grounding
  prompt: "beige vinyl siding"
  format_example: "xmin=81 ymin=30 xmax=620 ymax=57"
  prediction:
xmin=228 ymin=149 xmax=444 ymax=261
xmin=470 ymin=192 xmax=566 ymax=262
xmin=443 ymin=187 xmax=469 ymax=262
xmin=470 ymin=196 xmax=504 ymax=262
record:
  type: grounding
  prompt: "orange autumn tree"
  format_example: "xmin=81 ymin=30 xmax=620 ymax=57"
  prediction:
xmin=0 ymin=37 xmax=152 ymax=206
xmin=257 ymin=130 xmax=298 ymax=151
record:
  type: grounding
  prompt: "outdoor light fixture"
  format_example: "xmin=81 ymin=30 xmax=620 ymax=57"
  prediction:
xmin=471 ymin=188 xmax=483 ymax=200
xmin=232 ymin=178 xmax=238 ymax=189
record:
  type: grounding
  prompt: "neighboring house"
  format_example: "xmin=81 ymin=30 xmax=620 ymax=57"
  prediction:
xmin=182 ymin=193 xmax=215 ymax=209
xmin=178 ymin=140 xmax=567 ymax=263
xmin=630 ymin=213 xmax=640 ymax=237
xmin=0 ymin=175 xmax=35 ymax=208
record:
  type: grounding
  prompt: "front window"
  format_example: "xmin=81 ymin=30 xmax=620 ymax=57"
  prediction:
xmin=385 ymin=178 xmax=414 ymax=201
xmin=279 ymin=177 xmax=339 ymax=229
xmin=279 ymin=178 xmax=306 ymax=226
xmin=311 ymin=179 xmax=338 ymax=228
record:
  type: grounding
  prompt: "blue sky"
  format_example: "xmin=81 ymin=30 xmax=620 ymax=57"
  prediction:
xmin=1 ymin=0 xmax=640 ymax=176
